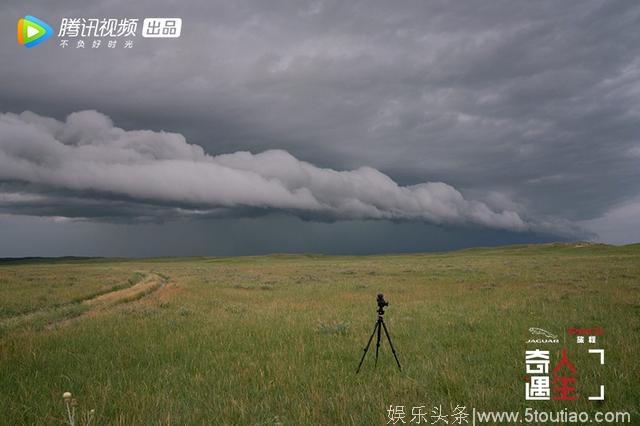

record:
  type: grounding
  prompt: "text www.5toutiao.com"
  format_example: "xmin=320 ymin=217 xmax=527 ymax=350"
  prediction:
xmin=472 ymin=408 xmax=631 ymax=424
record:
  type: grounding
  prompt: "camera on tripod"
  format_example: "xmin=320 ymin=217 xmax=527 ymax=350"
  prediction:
xmin=376 ymin=293 xmax=388 ymax=314
xmin=356 ymin=292 xmax=401 ymax=373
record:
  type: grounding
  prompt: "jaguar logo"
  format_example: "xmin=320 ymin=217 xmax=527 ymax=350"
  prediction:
xmin=527 ymin=327 xmax=559 ymax=344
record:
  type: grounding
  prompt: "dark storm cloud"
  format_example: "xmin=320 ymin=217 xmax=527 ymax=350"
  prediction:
xmin=1 ymin=110 xmax=581 ymax=235
xmin=0 ymin=0 xmax=639 ymax=247
xmin=0 ymin=213 xmax=560 ymax=258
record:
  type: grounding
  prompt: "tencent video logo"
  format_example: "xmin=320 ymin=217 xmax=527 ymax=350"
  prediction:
xmin=16 ymin=15 xmax=181 ymax=49
xmin=17 ymin=15 xmax=53 ymax=47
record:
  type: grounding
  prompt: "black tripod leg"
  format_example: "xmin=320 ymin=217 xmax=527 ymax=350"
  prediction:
xmin=381 ymin=320 xmax=402 ymax=371
xmin=374 ymin=318 xmax=382 ymax=367
xmin=356 ymin=321 xmax=379 ymax=373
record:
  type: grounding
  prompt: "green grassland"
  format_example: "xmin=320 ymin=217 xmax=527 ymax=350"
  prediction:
xmin=0 ymin=243 xmax=639 ymax=425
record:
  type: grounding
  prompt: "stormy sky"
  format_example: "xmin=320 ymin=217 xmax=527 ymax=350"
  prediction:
xmin=1 ymin=0 xmax=639 ymax=256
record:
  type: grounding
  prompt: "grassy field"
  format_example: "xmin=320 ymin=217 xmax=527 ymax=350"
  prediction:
xmin=0 ymin=243 xmax=639 ymax=425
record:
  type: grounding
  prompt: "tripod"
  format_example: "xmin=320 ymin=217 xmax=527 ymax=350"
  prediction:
xmin=356 ymin=294 xmax=402 ymax=373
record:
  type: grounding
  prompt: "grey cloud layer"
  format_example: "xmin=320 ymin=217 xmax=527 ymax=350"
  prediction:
xmin=1 ymin=0 xmax=638 ymax=246
xmin=0 ymin=110 xmax=575 ymax=233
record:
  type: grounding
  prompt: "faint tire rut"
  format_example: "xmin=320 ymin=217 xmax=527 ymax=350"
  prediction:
xmin=48 ymin=272 xmax=169 ymax=328
xmin=0 ymin=272 xmax=169 ymax=332
xmin=84 ymin=272 xmax=167 ymax=307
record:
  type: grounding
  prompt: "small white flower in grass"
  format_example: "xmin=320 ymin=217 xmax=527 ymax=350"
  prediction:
xmin=63 ymin=392 xmax=72 ymax=400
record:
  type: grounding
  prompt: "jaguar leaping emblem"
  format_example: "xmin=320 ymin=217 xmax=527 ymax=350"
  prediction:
xmin=529 ymin=327 xmax=557 ymax=339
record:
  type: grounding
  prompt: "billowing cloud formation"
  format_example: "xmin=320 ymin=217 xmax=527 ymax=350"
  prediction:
xmin=0 ymin=109 xmax=579 ymax=235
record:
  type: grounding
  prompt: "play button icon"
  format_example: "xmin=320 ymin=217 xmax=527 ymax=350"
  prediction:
xmin=17 ymin=15 xmax=53 ymax=48
xmin=27 ymin=25 xmax=40 ymax=38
